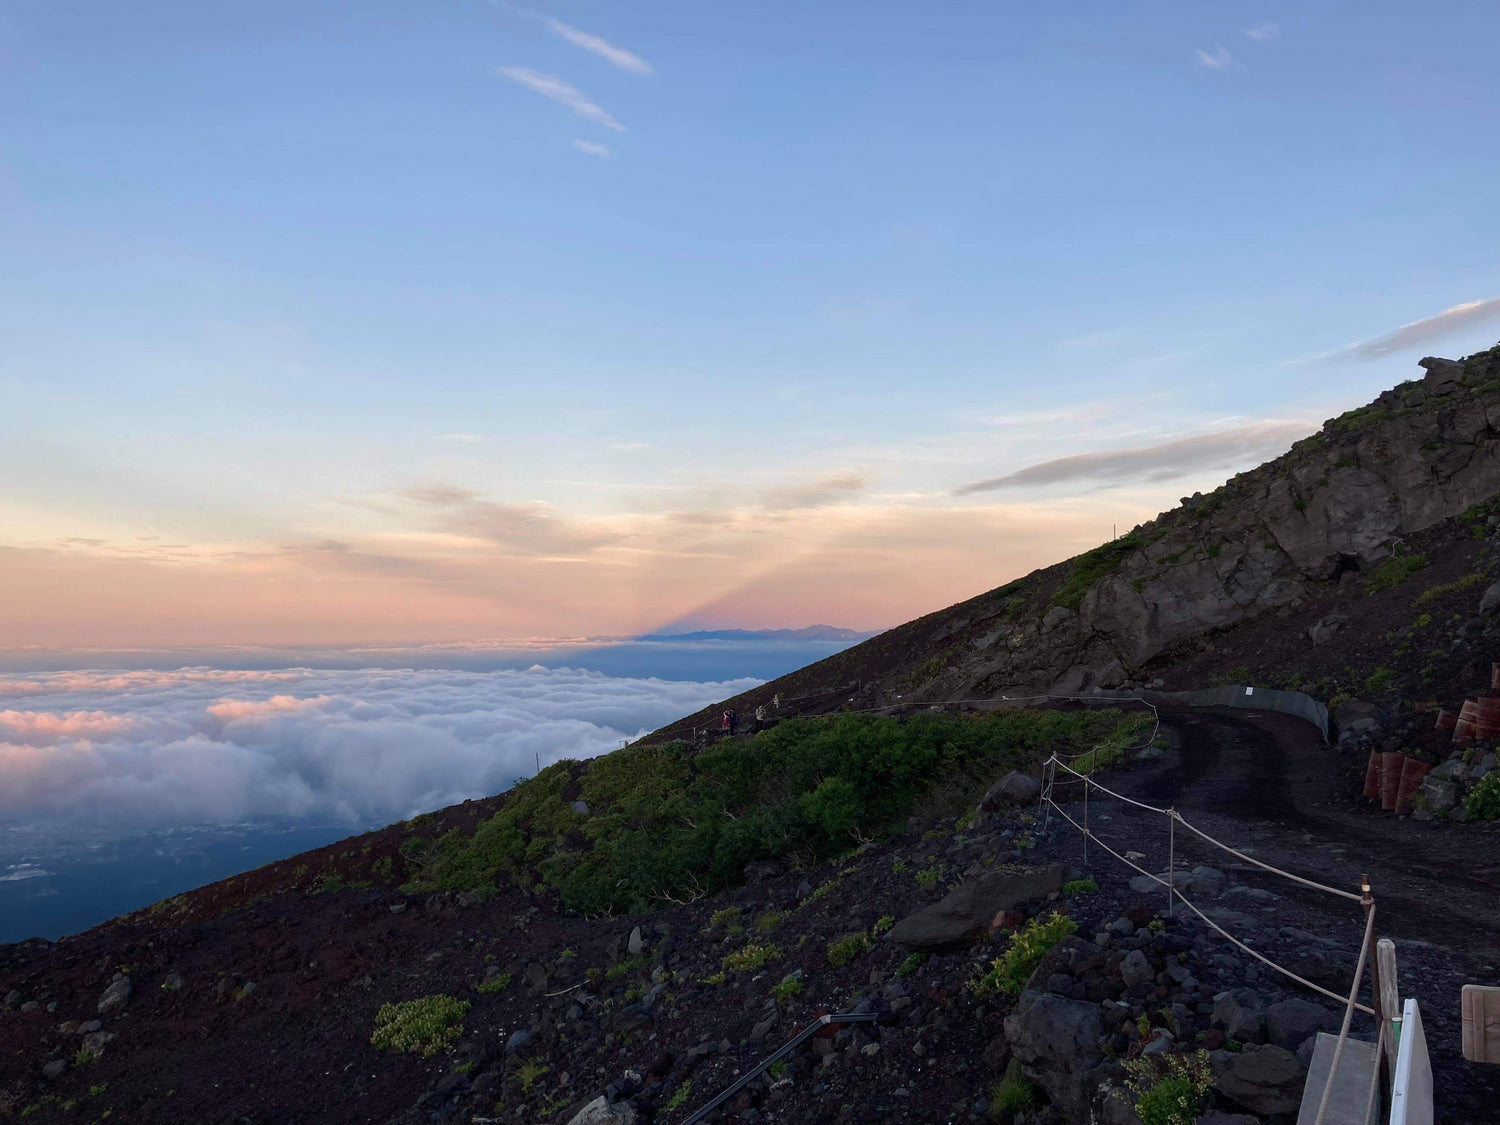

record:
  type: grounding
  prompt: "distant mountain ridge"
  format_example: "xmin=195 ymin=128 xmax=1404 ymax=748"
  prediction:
xmin=634 ymin=625 xmax=879 ymax=643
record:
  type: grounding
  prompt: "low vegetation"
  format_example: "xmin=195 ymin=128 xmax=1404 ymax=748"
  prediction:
xmin=1123 ymin=1051 xmax=1214 ymax=1125
xmin=971 ymin=911 xmax=1077 ymax=998
xmin=399 ymin=709 xmax=1146 ymax=915
xmin=370 ymin=995 xmax=471 ymax=1057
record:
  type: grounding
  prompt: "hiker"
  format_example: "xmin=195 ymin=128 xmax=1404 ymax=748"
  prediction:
xmin=721 ymin=710 xmax=732 ymax=736
xmin=754 ymin=704 xmax=766 ymax=732
xmin=728 ymin=708 xmax=739 ymax=735
xmin=773 ymin=693 xmax=782 ymax=715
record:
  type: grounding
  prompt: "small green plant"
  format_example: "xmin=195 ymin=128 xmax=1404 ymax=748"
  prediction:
xmin=891 ymin=860 xmax=907 ymax=874
xmin=896 ymin=952 xmax=927 ymax=978
xmin=703 ymin=970 xmax=727 ymax=985
xmin=453 ymin=1059 xmax=475 ymax=1075
xmin=708 ymin=906 xmax=742 ymax=930
xmin=914 ymin=864 xmax=944 ymax=888
xmin=1123 ymin=1051 xmax=1214 ymax=1125
xmin=873 ymin=914 xmax=894 ymax=934
xmin=989 ymin=1060 xmax=1038 ymax=1116
xmin=1061 ymin=877 xmax=1097 ymax=895
xmin=1364 ymin=667 xmax=1397 ymax=694
xmin=768 ymin=1060 xmax=788 ymax=1080
xmin=315 ymin=871 xmax=347 ymax=893
xmin=1464 ymin=773 xmax=1500 ymax=821
xmin=517 ymin=1058 xmax=550 ymax=1095
xmin=1137 ymin=1012 xmax=1152 ymax=1037
xmin=770 ymin=975 xmax=803 ymax=1003
xmin=1364 ymin=553 xmax=1429 ymax=595
xmin=1147 ymin=918 xmax=1166 ymax=934
xmin=88 ymin=1084 xmax=107 ymax=1097
xmin=370 ymin=994 xmax=471 ymax=1056
xmin=1415 ymin=572 xmax=1485 ymax=606
xmin=72 ymin=1046 xmax=100 ymax=1067
xmin=606 ymin=953 xmax=649 ymax=979
xmin=664 ymin=1080 xmax=692 ymax=1110
xmin=802 ymin=878 xmax=840 ymax=905
xmin=826 ymin=933 xmax=874 ymax=968
xmin=722 ymin=943 xmax=780 ymax=973
xmin=754 ymin=910 xmax=782 ymax=933
xmin=971 ymin=911 xmax=1077 ymax=997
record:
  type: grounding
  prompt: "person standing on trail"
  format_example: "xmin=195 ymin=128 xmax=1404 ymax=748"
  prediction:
xmin=773 ymin=693 xmax=782 ymax=715
xmin=728 ymin=708 xmax=739 ymax=735
xmin=754 ymin=704 xmax=766 ymax=732
xmin=721 ymin=710 xmax=732 ymax=735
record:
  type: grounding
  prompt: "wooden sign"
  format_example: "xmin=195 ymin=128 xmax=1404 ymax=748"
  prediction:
xmin=1462 ymin=985 xmax=1500 ymax=1064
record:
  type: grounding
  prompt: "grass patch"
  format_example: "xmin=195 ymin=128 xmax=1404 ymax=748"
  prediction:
xmin=1415 ymin=571 xmax=1486 ymax=606
xmin=476 ymin=972 xmax=511 ymax=994
xmin=990 ymin=1061 xmax=1038 ymax=1117
xmin=722 ymin=943 xmax=779 ymax=973
xmin=1061 ymin=877 xmax=1097 ymax=895
xmin=896 ymin=953 xmax=927 ymax=978
xmin=664 ymin=1080 xmax=692 ymax=1110
xmin=770 ymin=975 xmax=803 ymax=1003
xmin=1123 ymin=1051 xmax=1214 ymax=1125
xmin=971 ymin=911 xmax=1077 ymax=998
xmin=370 ymin=995 xmax=470 ymax=1057
xmin=826 ymin=933 xmax=874 ymax=968
xmin=1050 ymin=533 xmax=1144 ymax=611
xmin=399 ymin=709 xmax=1150 ymax=916
xmin=1364 ymin=553 xmax=1429 ymax=595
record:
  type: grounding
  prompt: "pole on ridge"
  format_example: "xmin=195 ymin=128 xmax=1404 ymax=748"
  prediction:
xmin=1082 ymin=773 xmax=1090 ymax=866
xmin=1167 ymin=811 xmax=1175 ymax=918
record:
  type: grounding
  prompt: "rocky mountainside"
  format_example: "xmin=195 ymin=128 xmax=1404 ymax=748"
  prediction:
xmin=6 ymin=349 xmax=1500 ymax=1125
xmin=647 ymin=345 xmax=1500 ymax=743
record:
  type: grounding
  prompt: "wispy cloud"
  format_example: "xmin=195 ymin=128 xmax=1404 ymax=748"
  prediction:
xmin=1244 ymin=22 xmax=1281 ymax=41
xmin=495 ymin=66 xmax=625 ymax=131
xmin=1195 ymin=45 xmax=1240 ymax=71
xmin=572 ymin=138 xmax=614 ymax=158
xmin=1311 ymin=297 xmax=1500 ymax=362
xmin=439 ymin=433 xmax=481 ymax=444
xmin=953 ymin=422 xmax=1311 ymax=495
xmin=544 ymin=16 xmax=653 ymax=76
xmin=761 ymin=473 xmax=867 ymax=512
xmin=404 ymin=484 xmax=624 ymax=555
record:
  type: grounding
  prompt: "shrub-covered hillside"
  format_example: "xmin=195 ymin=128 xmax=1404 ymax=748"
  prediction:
xmin=397 ymin=708 xmax=1149 ymax=915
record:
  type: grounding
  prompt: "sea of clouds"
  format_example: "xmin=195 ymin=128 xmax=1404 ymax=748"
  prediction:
xmin=0 ymin=666 xmax=759 ymax=837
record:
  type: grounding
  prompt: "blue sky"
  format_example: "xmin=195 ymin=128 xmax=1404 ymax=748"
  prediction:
xmin=2 ymin=0 xmax=1498 ymax=646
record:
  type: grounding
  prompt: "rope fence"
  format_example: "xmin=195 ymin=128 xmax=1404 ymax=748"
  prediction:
xmin=1039 ymin=753 xmax=1378 ymax=1020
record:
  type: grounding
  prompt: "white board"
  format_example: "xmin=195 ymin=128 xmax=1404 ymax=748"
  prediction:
xmin=1390 ymin=997 xmax=1432 ymax=1125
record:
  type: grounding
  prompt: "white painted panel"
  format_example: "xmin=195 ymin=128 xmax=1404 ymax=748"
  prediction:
xmin=1390 ymin=998 xmax=1433 ymax=1125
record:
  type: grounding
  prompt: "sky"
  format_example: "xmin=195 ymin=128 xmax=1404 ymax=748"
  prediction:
xmin=4 ymin=0 xmax=1500 ymax=649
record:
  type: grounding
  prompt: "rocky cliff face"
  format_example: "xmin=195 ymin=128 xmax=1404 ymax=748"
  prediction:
xmin=982 ymin=347 xmax=1500 ymax=695
xmin=647 ymin=345 xmax=1500 ymax=742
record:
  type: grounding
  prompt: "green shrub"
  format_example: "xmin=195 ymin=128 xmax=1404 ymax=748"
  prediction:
xmin=896 ymin=953 xmax=927 ymax=978
xmin=1061 ymin=877 xmax=1097 ymax=895
xmin=476 ymin=972 xmax=511 ymax=994
xmin=826 ymin=933 xmax=874 ymax=968
xmin=400 ymin=709 xmax=1149 ymax=916
xmin=914 ymin=864 xmax=944 ymax=888
xmin=72 ymin=1046 xmax=100 ymax=1067
xmin=605 ymin=953 xmax=649 ymax=980
xmin=1123 ymin=1051 xmax=1214 ymax=1125
xmin=872 ymin=914 xmax=894 ymax=934
xmin=1464 ymin=773 xmax=1500 ymax=821
xmin=1364 ymin=553 xmax=1429 ymax=595
xmin=722 ymin=944 xmax=779 ymax=973
xmin=770 ymin=975 xmax=803 ymax=1003
xmin=754 ymin=910 xmax=782 ymax=933
xmin=1051 ymin=533 xmax=1144 ymax=611
xmin=370 ymin=995 xmax=470 ymax=1056
xmin=971 ymin=911 xmax=1077 ymax=998
xmin=517 ymin=1058 xmax=550 ymax=1095
xmin=990 ymin=1061 xmax=1037 ymax=1116
xmin=1364 ymin=667 xmax=1397 ymax=694
xmin=708 ymin=906 xmax=742 ymax=929
xmin=664 ymin=1080 xmax=692 ymax=1110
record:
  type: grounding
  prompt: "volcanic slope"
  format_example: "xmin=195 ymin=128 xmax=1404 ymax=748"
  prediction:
xmin=646 ymin=345 xmax=1500 ymax=745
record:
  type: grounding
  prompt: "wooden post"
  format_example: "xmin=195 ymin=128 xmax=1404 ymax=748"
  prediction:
xmin=1376 ymin=938 xmax=1399 ymax=1100
xmin=1362 ymin=876 xmax=1387 ymax=1119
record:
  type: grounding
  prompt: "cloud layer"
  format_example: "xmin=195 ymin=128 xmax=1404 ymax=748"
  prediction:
xmin=954 ymin=422 xmax=1311 ymax=495
xmin=1323 ymin=296 xmax=1500 ymax=361
xmin=544 ymin=17 xmax=653 ymax=76
xmin=0 ymin=666 xmax=757 ymax=835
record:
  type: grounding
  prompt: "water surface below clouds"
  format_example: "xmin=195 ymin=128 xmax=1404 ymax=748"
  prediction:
xmin=0 ymin=644 xmax=854 ymax=942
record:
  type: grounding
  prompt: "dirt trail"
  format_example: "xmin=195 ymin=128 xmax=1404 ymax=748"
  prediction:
xmin=1044 ymin=706 xmax=1500 ymax=1122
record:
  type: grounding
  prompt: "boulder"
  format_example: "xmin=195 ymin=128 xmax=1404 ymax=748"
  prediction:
xmin=979 ymin=771 xmax=1043 ymax=813
xmin=1211 ymin=1044 xmax=1306 ymax=1116
xmin=565 ymin=1096 xmax=638 ymax=1125
xmin=890 ymin=865 xmax=1063 ymax=950
xmin=1267 ymin=999 xmax=1336 ymax=1050
xmin=1120 ymin=950 xmax=1154 ymax=990
xmin=1212 ymin=988 xmax=1267 ymax=1042
xmin=97 ymin=976 xmax=132 ymax=1016
xmin=1003 ymin=989 xmax=1104 ymax=1121
xmin=627 ymin=926 xmax=644 ymax=956
xmin=1481 ymin=581 xmax=1500 ymax=615
xmin=572 ymin=800 xmax=591 ymax=815
xmin=42 ymin=1059 xmax=67 ymax=1080
xmin=1306 ymin=613 xmax=1348 ymax=646
xmin=1333 ymin=700 xmax=1382 ymax=734
xmin=1419 ymin=776 xmax=1460 ymax=813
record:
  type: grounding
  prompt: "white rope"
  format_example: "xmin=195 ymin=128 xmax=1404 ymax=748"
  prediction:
xmin=1045 ymin=753 xmax=1364 ymax=904
xmin=1043 ymin=797 xmax=1376 ymax=1015
xmin=1314 ymin=903 xmax=1378 ymax=1125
